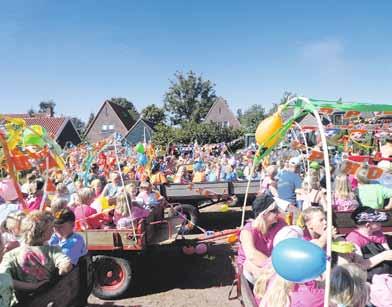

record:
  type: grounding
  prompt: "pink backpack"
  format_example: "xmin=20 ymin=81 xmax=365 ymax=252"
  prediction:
xmin=370 ymin=274 xmax=392 ymax=307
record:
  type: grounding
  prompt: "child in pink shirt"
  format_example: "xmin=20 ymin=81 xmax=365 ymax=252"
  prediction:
xmin=72 ymin=187 xmax=99 ymax=229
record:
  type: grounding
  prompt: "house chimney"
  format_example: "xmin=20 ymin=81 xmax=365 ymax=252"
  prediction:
xmin=47 ymin=106 xmax=54 ymax=117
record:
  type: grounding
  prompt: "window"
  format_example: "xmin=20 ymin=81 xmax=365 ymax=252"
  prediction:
xmin=222 ymin=121 xmax=229 ymax=128
xmin=101 ymin=124 xmax=114 ymax=132
xmin=219 ymin=108 xmax=221 ymax=114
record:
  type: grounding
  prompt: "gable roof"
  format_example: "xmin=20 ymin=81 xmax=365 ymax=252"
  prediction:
xmin=23 ymin=117 xmax=68 ymax=139
xmin=84 ymin=100 xmax=137 ymax=137
xmin=107 ymin=101 xmax=136 ymax=130
xmin=124 ymin=118 xmax=155 ymax=137
xmin=2 ymin=114 xmax=76 ymax=140
xmin=205 ymin=97 xmax=241 ymax=127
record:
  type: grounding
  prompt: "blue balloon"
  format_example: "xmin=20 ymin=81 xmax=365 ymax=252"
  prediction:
xmin=138 ymin=154 xmax=148 ymax=166
xmin=193 ymin=161 xmax=203 ymax=172
xmin=272 ymin=238 xmax=326 ymax=283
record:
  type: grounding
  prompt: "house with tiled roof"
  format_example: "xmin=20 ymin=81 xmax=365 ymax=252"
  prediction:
xmin=124 ymin=118 xmax=155 ymax=144
xmin=3 ymin=112 xmax=82 ymax=147
xmin=84 ymin=100 xmax=137 ymax=143
xmin=205 ymin=97 xmax=241 ymax=129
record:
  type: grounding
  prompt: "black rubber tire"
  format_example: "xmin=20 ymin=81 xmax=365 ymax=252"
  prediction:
xmin=174 ymin=204 xmax=199 ymax=234
xmin=92 ymin=256 xmax=132 ymax=300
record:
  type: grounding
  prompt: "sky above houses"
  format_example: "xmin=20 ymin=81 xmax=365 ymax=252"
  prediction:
xmin=1 ymin=1 xmax=392 ymax=121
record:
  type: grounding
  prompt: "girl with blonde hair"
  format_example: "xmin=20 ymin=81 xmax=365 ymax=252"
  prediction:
xmin=330 ymin=264 xmax=369 ymax=307
xmin=114 ymin=192 xmax=149 ymax=229
xmin=333 ymin=173 xmax=359 ymax=212
xmin=237 ymin=194 xmax=286 ymax=283
xmin=253 ymin=225 xmax=324 ymax=307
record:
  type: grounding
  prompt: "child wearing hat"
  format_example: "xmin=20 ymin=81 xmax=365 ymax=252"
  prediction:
xmin=345 ymin=206 xmax=392 ymax=280
xmin=49 ymin=208 xmax=87 ymax=265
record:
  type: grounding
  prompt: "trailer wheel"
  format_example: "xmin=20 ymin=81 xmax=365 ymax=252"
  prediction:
xmin=92 ymin=256 xmax=132 ymax=300
xmin=174 ymin=204 xmax=199 ymax=234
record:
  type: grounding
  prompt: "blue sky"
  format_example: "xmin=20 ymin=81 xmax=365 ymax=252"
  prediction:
xmin=1 ymin=1 xmax=392 ymax=121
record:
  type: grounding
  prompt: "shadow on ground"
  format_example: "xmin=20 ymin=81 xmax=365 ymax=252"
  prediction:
xmin=123 ymin=209 xmax=251 ymax=298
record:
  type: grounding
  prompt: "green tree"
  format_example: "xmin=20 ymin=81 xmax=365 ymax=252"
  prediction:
xmin=109 ymin=97 xmax=139 ymax=120
xmin=238 ymin=104 xmax=266 ymax=133
xmin=280 ymin=91 xmax=296 ymax=105
xmin=85 ymin=112 xmax=95 ymax=129
xmin=141 ymin=104 xmax=166 ymax=126
xmin=164 ymin=71 xmax=217 ymax=125
xmin=151 ymin=121 xmax=243 ymax=147
xmin=71 ymin=117 xmax=85 ymax=135
xmin=151 ymin=123 xmax=176 ymax=147
xmin=267 ymin=91 xmax=296 ymax=115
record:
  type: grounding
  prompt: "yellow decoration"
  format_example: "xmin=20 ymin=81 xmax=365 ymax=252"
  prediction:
xmin=332 ymin=241 xmax=355 ymax=254
xmin=220 ymin=204 xmax=230 ymax=212
xmin=100 ymin=197 xmax=110 ymax=210
xmin=255 ymin=112 xmax=283 ymax=148
xmin=227 ymin=234 xmax=238 ymax=244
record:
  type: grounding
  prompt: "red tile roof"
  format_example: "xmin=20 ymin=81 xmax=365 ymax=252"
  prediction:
xmin=23 ymin=117 xmax=68 ymax=139
xmin=2 ymin=115 xmax=68 ymax=139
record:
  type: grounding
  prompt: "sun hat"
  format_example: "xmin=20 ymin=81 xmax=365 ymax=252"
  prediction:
xmin=351 ymin=206 xmax=389 ymax=225
xmin=252 ymin=194 xmax=277 ymax=217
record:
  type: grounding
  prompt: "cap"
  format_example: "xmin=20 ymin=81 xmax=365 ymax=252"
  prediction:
xmin=351 ymin=206 xmax=388 ymax=225
xmin=54 ymin=208 xmax=76 ymax=225
xmin=289 ymin=157 xmax=301 ymax=166
xmin=252 ymin=194 xmax=276 ymax=217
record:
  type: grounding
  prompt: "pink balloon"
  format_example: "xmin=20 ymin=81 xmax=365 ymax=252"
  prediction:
xmin=195 ymin=243 xmax=208 ymax=255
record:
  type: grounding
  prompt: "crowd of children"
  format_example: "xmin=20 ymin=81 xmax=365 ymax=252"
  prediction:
xmin=236 ymin=137 xmax=392 ymax=307
xmin=0 ymin=135 xmax=391 ymax=306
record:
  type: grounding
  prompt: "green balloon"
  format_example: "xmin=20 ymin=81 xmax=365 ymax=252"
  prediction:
xmin=135 ymin=143 xmax=145 ymax=154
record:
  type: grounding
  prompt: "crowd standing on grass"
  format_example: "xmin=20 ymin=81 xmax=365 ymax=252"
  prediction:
xmin=0 ymin=135 xmax=391 ymax=306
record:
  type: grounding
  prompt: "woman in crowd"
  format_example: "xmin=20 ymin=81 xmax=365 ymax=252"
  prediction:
xmin=237 ymin=194 xmax=286 ymax=284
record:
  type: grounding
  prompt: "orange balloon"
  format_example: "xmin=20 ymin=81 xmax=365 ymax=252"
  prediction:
xmin=255 ymin=113 xmax=283 ymax=148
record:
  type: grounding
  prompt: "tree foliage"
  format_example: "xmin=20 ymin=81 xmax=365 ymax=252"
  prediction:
xmin=86 ymin=112 xmax=95 ymax=129
xmin=164 ymin=71 xmax=217 ymax=125
xmin=141 ymin=104 xmax=166 ymax=126
xmin=71 ymin=117 xmax=85 ymax=135
xmin=238 ymin=104 xmax=266 ymax=133
xmin=38 ymin=100 xmax=56 ymax=115
xmin=108 ymin=97 xmax=139 ymax=120
xmin=151 ymin=121 xmax=243 ymax=147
